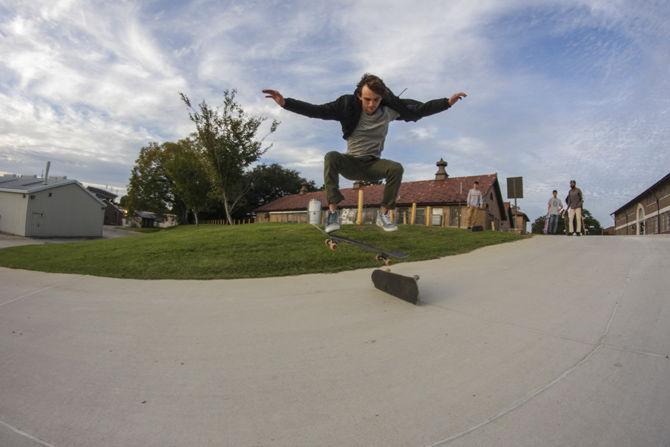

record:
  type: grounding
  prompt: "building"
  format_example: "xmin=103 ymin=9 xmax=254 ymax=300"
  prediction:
xmin=611 ymin=172 xmax=670 ymax=235
xmin=0 ymin=175 xmax=106 ymax=237
xmin=256 ymin=160 xmax=509 ymax=230
xmin=86 ymin=186 xmax=124 ymax=226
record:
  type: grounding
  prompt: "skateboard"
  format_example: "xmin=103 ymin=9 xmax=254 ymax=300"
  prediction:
xmin=371 ymin=269 xmax=420 ymax=304
xmin=312 ymin=224 xmax=408 ymax=266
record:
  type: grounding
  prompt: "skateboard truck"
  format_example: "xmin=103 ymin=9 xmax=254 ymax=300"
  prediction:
xmin=375 ymin=254 xmax=391 ymax=266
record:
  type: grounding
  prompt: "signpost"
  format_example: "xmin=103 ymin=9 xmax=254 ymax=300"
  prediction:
xmin=507 ymin=177 xmax=523 ymax=209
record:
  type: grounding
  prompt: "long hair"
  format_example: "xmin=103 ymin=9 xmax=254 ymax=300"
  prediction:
xmin=354 ymin=73 xmax=388 ymax=97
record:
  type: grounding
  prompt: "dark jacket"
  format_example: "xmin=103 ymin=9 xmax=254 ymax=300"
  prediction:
xmin=282 ymin=88 xmax=452 ymax=140
xmin=566 ymin=187 xmax=584 ymax=209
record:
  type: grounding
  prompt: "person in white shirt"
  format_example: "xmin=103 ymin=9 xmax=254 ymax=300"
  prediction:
xmin=547 ymin=190 xmax=563 ymax=234
xmin=466 ymin=181 xmax=483 ymax=229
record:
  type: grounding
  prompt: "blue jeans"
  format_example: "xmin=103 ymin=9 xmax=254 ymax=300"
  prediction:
xmin=549 ymin=214 xmax=559 ymax=234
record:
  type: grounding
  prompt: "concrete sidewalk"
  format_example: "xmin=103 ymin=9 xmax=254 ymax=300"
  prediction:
xmin=1 ymin=236 xmax=669 ymax=446
xmin=0 ymin=226 xmax=141 ymax=249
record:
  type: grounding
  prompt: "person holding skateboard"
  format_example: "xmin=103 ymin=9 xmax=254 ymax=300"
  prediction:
xmin=547 ymin=190 xmax=563 ymax=234
xmin=465 ymin=180 xmax=483 ymax=229
xmin=565 ymin=180 xmax=584 ymax=236
xmin=263 ymin=73 xmax=467 ymax=232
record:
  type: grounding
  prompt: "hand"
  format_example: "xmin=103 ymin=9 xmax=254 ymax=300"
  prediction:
xmin=449 ymin=92 xmax=467 ymax=106
xmin=262 ymin=89 xmax=285 ymax=107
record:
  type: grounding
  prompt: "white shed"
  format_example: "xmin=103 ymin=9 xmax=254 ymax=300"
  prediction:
xmin=0 ymin=175 xmax=106 ymax=237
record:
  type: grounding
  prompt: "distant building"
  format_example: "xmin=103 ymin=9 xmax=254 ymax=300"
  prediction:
xmin=125 ymin=211 xmax=178 ymax=228
xmin=0 ymin=175 xmax=106 ymax=237
xmin=86 ymin=186 xmax=124 ymax=226
xmin=256 ymin=160 xmax=509 ymax=231
xmin=510 ymin=206 xmax=530 ymax=234
xmin=611 ymin=172 xmax=670 ymax=235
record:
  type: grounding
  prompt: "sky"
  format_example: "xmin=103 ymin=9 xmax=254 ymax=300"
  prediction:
xmin=1 ymin=0 xmax=669 ymax=226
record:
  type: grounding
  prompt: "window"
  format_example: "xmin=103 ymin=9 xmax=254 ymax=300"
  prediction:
xmin=431 ymin=208 xmax=443 ymax=226
xmin=448 ymin=206 xmax=461 ymax=227
xmin=415 ymin=207 xmax=426 ymax=225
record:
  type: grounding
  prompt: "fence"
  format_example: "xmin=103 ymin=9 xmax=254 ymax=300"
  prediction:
xmin=202 ymin=219 xmax=255 ymax=225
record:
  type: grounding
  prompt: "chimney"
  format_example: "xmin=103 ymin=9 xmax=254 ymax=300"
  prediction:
xmin=43 ymin=161 xmax=51 ymax=185
xmin=434 ymin=158 xmax=448 ymax=180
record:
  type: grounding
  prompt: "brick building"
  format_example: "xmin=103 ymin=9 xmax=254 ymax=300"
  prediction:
xmin=611 ymin=172 xmax=670 ymax=235
xmin=255 ymin=160 xmax=510 ymax=231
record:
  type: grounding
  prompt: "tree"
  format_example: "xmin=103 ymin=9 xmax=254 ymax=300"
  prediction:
xmin=126 ymin=142 xmax=173 ymax=216
xmin=181 ymin=90 xmax=279 ymax=224
xmin=237 ymin=163 xmax=318 ymax=217
xmin=532 ymin=208 xmax=602 ymax=235
xmin=162 ymin=139 xmax=212 ymax=225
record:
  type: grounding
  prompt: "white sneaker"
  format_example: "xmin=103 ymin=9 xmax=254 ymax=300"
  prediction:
xmin=376 ymin=210 xmax=398 ymax=232
xmin=325 ymin=210 xmax=341 ymax=233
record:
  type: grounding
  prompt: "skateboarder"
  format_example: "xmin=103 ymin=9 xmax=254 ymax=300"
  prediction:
xmin=263 ymin=73 xmax=467 ymax=232
xmin=565 ymin=180 xmax=584 ymax=236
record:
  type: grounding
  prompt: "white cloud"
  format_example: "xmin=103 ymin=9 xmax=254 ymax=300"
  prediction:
xmin=0 ymin=0 xmax=668 ymax=225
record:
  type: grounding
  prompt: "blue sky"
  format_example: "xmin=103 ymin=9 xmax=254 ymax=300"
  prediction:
xmin=1 ymin=0 xmax=669 ymax=226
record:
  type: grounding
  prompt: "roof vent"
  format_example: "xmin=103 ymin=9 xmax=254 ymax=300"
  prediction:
xmin=43 ymin=161 xmax=51 ymax=185
xmin=435 ymin=158 xmax=448 ymax=180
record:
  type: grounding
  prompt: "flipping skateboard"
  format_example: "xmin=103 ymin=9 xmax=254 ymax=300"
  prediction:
xmin=312 ymin=224 xmax=408 ymax=266
xmin=312 ymin=225 xmax=420 ymax=304
xmin=372 ymin=269 xmax=420 ymax=304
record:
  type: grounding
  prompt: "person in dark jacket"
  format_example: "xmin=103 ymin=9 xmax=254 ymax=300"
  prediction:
xmin=565 ymin=180 xmax=584 ymax=235
xmin=263 ymin=73 xmax=466 ymax=232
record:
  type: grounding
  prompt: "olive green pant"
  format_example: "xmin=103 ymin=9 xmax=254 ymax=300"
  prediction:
xmin=324 ymin=151 xmax=404 ymax=209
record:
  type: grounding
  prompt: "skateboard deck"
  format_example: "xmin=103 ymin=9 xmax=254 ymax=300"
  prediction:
xmin=312 ymin=224 xmax=408 ymax=265
xmin=371 ymin=269 xmax=420 ymax=304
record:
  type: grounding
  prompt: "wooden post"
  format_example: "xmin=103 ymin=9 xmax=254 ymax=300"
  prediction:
xmin=357 ymin=188 xmax=364 ymax=225
xmin=426 ymin=206 xmax=431 ymax=226
xmin=390 ymin=209 xmax=395 ymax=223
xmin=410 ymin=203 xmax=417 ymax=225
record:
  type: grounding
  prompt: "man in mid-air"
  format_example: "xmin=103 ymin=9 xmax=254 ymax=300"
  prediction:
xmin=263 ymin=74 xmax=467 ymax=232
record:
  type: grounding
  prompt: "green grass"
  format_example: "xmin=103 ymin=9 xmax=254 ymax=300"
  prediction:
xmin=0 ymin=224 xmax=526 ymax=279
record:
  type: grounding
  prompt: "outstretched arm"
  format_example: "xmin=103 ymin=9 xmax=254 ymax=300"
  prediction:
xmin=262 ymin=89 xmax=342 ymax=121
xmin=391 ymin=91 xmax=468 ymax=121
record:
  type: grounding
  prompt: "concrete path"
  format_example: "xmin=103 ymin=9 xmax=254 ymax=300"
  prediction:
xmin=0 ymin=226 xmax=141 ymax=249
xmin=1 ymin=235 xmax=669 ymax=447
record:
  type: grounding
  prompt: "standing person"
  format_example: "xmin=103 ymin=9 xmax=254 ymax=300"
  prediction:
xmin=547 ymin=190 xmax=563 ymax=234
xmin=263 ymin=74 xmax=467 ymax=233
xmin=565 ymin=180 xmax=584 ymax=235
xmin=465 ymin=181 xmax=483 ymax=229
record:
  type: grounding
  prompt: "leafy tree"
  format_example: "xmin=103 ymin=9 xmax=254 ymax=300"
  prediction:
xmin=126 ymin=142 xmax=173 ymax=215
xmin=532 ymin=208 xmax=602 ymax=235
xmin=181 ymin=90 xmax=278 ymax=224
xmin=237 ymin=163 xmax=318 ymax=217
xmin=162 ymin=139 xmax=212 ymax=225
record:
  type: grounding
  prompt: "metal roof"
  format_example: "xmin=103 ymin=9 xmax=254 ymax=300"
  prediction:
xmin=0 ymin=175 xmax=107 ymax=207
xmin=0 ymin=175 xmax=78 ymax=194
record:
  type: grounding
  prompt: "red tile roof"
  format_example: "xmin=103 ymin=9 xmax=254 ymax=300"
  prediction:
xmin=256 ymin=174 xmax=499 ymax=212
